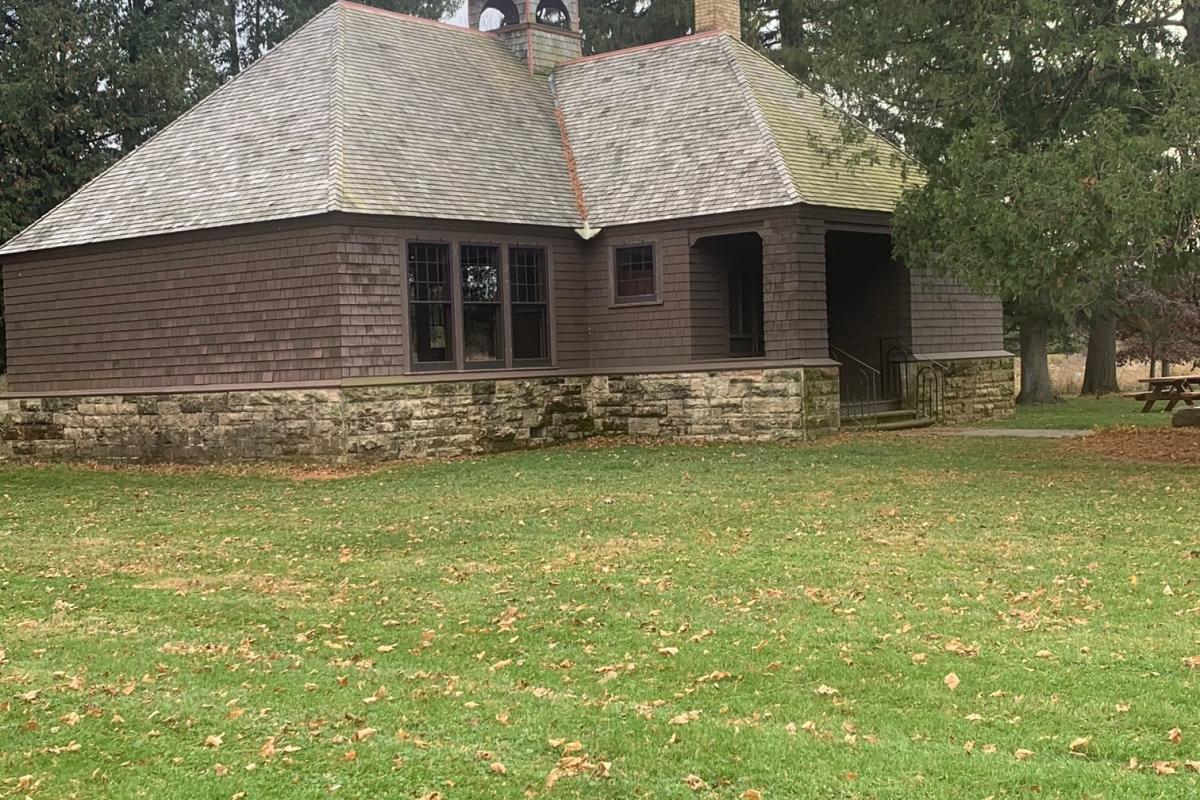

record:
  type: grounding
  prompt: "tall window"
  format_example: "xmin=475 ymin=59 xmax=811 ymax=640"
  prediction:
xmin=614 ymin=244 xmax=656 ymax=303
xmin=460 ymin=245 xmax=503 ymax=366
xmin=408 ymin=243 xmax=453 ymax=367
xmin=510 ymin=246 xmax=550 ymax=363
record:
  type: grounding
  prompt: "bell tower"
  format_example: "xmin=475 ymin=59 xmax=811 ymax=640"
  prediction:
xmin=469 ymin=0 xmax=583 ymax=75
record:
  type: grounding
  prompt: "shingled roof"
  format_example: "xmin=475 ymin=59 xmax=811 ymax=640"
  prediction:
xmin=0 ymin=1 xmax=918 ymax=256
xmin=0 ymin=2 xmax=579 ymax=255
xmin=552 ymin=33 xmax=918 ymax=227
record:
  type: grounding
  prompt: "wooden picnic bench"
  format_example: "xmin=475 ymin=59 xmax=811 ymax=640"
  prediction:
xmin=1123 ymin=375 xmax=1200 ymax=412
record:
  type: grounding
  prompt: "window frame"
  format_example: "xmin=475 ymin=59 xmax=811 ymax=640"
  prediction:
xmin=405 ymin=240 xmax=457 ymax=372
xmin=404 ymin=237 xmax=555 ymax=373
xmin=609 ymin=242 xmax=661 ymax=307
xmin=508 ymin=244 xmax=553 ymax=368
xmin=458 ymin=242 xmax=507 ymax=371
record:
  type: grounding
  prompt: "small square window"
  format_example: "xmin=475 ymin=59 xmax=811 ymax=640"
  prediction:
xmin=614 ymin=244 xmax=656 ymax=303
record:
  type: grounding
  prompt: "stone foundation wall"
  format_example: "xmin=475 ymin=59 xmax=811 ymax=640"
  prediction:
xmin=0 ymin=367 xmax=840 ymax=463
xmin=589 ymin=367 xmax=840 ymax=441
xmin=904 ymin=356 xmax=1015 ymax=424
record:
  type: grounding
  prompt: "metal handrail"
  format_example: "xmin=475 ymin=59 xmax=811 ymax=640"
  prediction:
xmin=879 ymin=339 xmax=946 ymax=423
xmin=831 ymin=345 xmax=881 ymax=378
xmin=881 ymin=338 xmax=950 ymax=372
xmin=830 ymin=346 xmax=881 ymax=430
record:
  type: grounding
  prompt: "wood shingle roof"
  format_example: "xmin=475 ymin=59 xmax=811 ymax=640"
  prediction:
xmin=0 ymin=0 xmax=919 ymax=256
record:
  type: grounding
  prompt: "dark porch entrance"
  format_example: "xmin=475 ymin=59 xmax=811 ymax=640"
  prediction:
xmin=824 ymin=231 xmax=931 ymax=429
xmin=691 ymin=232 xmax=765 ymax=360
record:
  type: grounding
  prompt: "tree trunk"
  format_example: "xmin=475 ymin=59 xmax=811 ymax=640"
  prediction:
xmin=225 ymin=0 xmax=241 ymax=76
xmin=1017 ymin=315 xmax=1059 ymax=404
xmin=1080 ymin=313 xmax=1120 ymax=396
xmin=1185 ymin=1 xmax=1200 ymax=64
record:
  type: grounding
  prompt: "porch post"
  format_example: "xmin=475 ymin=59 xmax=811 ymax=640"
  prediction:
xmin=761 ymin=214 xmax=828 ymax=361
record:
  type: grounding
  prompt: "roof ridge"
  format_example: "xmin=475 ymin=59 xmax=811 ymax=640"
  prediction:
xmin=335 ymin=0 xmax=492 ymax=38
xmin=724 ymin=35 xmax=918 ymax=169
xmin=0 ymin=2 xmax=345 ymax=256
xmin=554 ymin=30 xmax=723 ymax=69
xmin=719 ymin=36 xmax=804 ymax=206
xmin=328 ymin=4 xmax=347 ymax=212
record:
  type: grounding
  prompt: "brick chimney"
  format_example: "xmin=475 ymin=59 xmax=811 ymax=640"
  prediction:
xmin=694 ymin=0 xmax=740 ymax=38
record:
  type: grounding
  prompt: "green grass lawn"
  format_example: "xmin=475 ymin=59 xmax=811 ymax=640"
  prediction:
xmin=2 ymin=434 xmax=1198 ymax=799
xmin=985 ymin=395 xmax=1171 ymax=430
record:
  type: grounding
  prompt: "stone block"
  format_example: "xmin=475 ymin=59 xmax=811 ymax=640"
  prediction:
xmin=1173 ymin=407 xmax=1200 ymax=428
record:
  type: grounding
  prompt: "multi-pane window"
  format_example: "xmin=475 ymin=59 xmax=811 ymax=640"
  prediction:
xmin=460 ymin=245 xmax=503 ymax=365
xmin=408 ymin=243 xmax=453 ymax=366
xmin=510 ymin=246 xmax=549 ymax=363
xmin=614 ymin=244 xmax=656 ymax=302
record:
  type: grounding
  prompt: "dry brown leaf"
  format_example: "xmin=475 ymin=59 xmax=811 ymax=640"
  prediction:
xmin=1069 ymin=736 xmax=1090 ymax=754
xmin=1014 ymin=748 xmax=1034 ymax=761
xmin=489 ymin=762 xmax=507 ymax=775
xmin=203 ymin=733 xmax=224 ymax=749
xmin=669 ymin=711 xmax=700 ymax=725
xmin=944 ymin=672 xmax=960 ymax=691
xmin=743 ymin=790 xmax=763 ymax=800
xmin=353 ymin=727 xmax=377 ymax=742
xmin=1168 ymin=727 xmax=1183 ymax=745
xmin=1153 ymin=760 xmax=1176 ymax=775
xmin=683 ymin=774 xmax=707 ymax=791
xmin=814 ymin=684 xmax=839 ymax=696
xmin=658 ymin=646 xmax=679 ymax=657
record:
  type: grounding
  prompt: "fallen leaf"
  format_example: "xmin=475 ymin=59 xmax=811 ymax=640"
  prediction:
xmin=203 ymin=734 xmax=224 ymax=749
xmin=815 ymin=684 xmax=839 ymax=696
xmin=489 ymin=762 xmax=507 ymax=775
xmin=1069 ymin=736 xmax=1090 ymax=754
xmin=743 ymin=790 xmax=763 ymax=800
xmin=669 ymin=711 xmax=700 ymax=725
xmin=353 ymin=728 xmax=377 ymax=742
xmin=944 ymin=673 xmax=960 ymax=691
xmin=683 ymin=774 xmax=707 ymax=791
xmin=1014 ymin=748 xmax=1034 ymax=761
xmin=1153 ymin=760 xmax=1176 ymax=775
xmin=1168 ymin=727 xmax=1183 ymax=744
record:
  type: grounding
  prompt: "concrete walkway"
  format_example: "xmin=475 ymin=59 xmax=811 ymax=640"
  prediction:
xmin=929 ymin=427 xmax=1092 ymax=439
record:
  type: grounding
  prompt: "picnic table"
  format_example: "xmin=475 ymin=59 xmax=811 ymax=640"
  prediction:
xmin=1123 ymin=375 xmax=1200 ymax=412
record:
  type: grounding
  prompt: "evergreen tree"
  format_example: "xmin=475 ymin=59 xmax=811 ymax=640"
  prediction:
xmin=808 ymin=1 xmax=1200 ymax=403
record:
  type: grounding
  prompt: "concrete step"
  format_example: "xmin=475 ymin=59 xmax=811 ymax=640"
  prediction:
xmin=874 ymin=416 xmax=935 ymax=431
xmin=841 ymin=407 xmax=935 ymax=432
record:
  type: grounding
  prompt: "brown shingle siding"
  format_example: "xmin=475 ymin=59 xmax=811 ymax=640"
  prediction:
xmin=909 ymin=271 xmax=1004 ymax=353
xmin=3 ymin=220 xmax=343 ymax=393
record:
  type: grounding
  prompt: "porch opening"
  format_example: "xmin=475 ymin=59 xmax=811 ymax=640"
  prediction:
xmin=825 ymin=230 xmax=913 ymax=413
xmin=690 ymin=231 xmax=764 ymax=360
